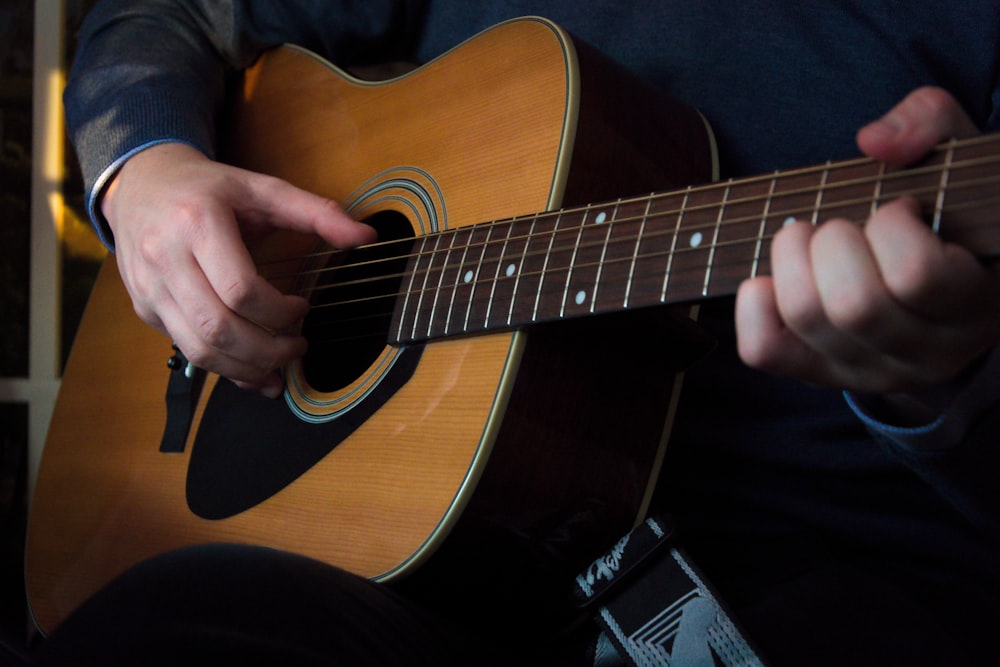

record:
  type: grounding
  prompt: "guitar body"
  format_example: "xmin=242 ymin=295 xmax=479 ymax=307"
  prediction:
xmin=26 ymin=17 xmax=715 ymax=634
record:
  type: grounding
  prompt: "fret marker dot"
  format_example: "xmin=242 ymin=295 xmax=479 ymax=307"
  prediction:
xmin=575 ymin=290 xmax=587 ymax=305
xmin=595 ymin=211 xmax=608 ymax=224
xmin=463 ymin=270 xmax=474 ymax=284
xmin=689 ymin=232 xmax=703 ymax=248
xmin=506 ymin=263 xmax=517 ymax=277
xmin=783 ymin=216 xmax=797 ymax=227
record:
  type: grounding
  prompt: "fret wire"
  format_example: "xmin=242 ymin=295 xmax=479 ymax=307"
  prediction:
xmin=295 ymin=169 xmax=1000 ymax=307
xmin=871 ymin=161 xmax=885 ymax=216
xmin=326 ymin=164 xmax=989 ymax=295
xmin=623 ymin=195 xmax=654 ymax=308
xmin=484 ymin=214 xmax=517 ymax=328
xmin=310 ymin=188 xmax=1000 ymax=336
xmin=660 ymin=187 xmax=689 ymax=302
xmin=462 ymin=219 xmax=494 ymax=333
xmin=268 ymin=146 xmax=1000 ymax=290
xmin=262 ymin=136 xmax=1000 ymax=285
xmin=590 ymin=199 xmax=620 ymax=312
xmin=426 ymin=227 xmax=459 ymax=338
xmin=751 ymin=174 xmax=778 ymax=279
xmin=340 ymin=166 xmax=1000 ymax=296
xmin=702 ymin=182 xmax=730 ymax=296
xmin=531 ymin=211 xmax=562 ymax=322
xmin=269 ymin=145 xmax=1000 ymax=328
xmin=440 ymin=227 xmax=471 ymax=335
xmin=933 ymin=139 xmax=956 ymax=234
xmin=396 ymin=235 xmax=428 ymax=341
xmin=508 ymin=213 xmax=539 ymax=326
xmin=811 ymin=163 xmax=831 ymax=225
xmin=411 ymin=232 xmax=444 ymax=340
xmin=559 ymin=207 xmax=590 ymax=318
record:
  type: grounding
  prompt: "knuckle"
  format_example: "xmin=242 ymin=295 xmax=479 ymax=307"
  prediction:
xmin=904 ymin=86 xmax=973 ymax=138
xmin=196 ymin=312 xmax=235 ymax=351
xmin=909 ymin=86 xmax=954 ymax=118
xmin=172 ymin=198 xmax=212 ymax=235
xmin=131 ymin=301 xmax=161 ymax=329
xmin=134 ymin=232 xmax=171 ymax=267
xmin=826 ymin=292 xmax=883 ymax=337
xmin=781 ymin=296 xmax=826 ymax=339
xmin=253 ymin=173 xmax=293 ymax=207
xmin=179 ymin=340 xmax=213 ymax=371
xmin=738 ymin=337 xmax=777 ymax=371
xmin=219 ymin=276 xmax=258 ymax=311
xmin=736 ymin=327 xmax=789 ymax=374
xmin=316 ymin=196 xmax=346 ymax=218
xmin=888 ymin=264 xmax=936 ymax=306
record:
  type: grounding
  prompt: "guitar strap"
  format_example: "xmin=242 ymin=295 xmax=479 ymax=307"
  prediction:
xmin=574 ymin=516 xmax=767 ymax=667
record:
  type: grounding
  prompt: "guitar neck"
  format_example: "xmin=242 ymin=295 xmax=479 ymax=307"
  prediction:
xmin=388 ymin=133 xmax=1000 ymax=344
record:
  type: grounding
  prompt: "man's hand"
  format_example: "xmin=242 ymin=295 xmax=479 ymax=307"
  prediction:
xmin=735 ymin=87 xmax=1000 ymax=401
xmin=103 ymin=142 xmax=376 ymax=397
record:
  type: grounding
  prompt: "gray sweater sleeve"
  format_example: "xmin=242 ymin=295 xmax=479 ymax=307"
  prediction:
xmin=65 ymin=0 xmax=420 ymax=247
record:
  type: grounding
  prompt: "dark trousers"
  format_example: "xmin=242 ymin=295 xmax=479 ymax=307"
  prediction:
xmin=35 ymin=544 xmax=532 ymax=666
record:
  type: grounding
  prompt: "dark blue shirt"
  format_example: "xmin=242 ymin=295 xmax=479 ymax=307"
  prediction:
xmin=64 ymin=1 xmax=1000 ymax=661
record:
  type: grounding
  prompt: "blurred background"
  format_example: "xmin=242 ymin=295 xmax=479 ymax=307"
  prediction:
xmin=0 ymin=0 xmax=105 ymax=656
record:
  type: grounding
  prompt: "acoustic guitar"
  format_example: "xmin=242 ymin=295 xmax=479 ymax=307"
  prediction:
xmin=25 ymin=17 xmax=1000 ymax=634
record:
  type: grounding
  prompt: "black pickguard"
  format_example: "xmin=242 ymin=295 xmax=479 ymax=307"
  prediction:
xmin=186 ymin=344 xmax=423 ymax=520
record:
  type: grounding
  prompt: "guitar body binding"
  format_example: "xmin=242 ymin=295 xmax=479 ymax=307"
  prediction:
xmin=26 ymin=17 xmax=716 ymax=635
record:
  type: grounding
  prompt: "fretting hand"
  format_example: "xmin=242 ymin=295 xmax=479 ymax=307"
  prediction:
xmin=736 ymin=87 xmax=1000 ymax=409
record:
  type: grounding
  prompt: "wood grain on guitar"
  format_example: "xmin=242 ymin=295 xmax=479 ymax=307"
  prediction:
xmin=25 ymin=16 xmax=1000 ymax=635
xmin=26 ymin=18 xmax=714 ymax=634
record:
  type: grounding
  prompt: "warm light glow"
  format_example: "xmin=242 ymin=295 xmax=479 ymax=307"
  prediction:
xmin=42 ymin=66 xmax=107 ymax=262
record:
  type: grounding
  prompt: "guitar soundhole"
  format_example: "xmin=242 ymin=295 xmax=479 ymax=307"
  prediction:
xmin=300 ymin=211 xmax=415 ymax=392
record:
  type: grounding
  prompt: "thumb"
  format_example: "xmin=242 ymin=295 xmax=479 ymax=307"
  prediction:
xmin=856 ymin=86 xmax=980 ymax=166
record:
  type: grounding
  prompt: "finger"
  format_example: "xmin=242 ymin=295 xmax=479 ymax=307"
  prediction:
xmin=166 ymin=299 xmax=306 ymax=391
xmin=189 ymin=199 xmax=311 ymax=333
xmin=865 ymin=197 xmax=997 ymax=322
xmin=162 ymin=251 xmax=308 ymax=383
xmin=856 ymin=86 xmax=979 ymax=166
xmin=737 ymin=275 xmax=929 ymax=392
xmin=236 ymin=171 xmax=377 ymax=249
xmin=769 ymin=220 xmax=906 ymax=385
xmin=808 ymin=216 xmax=926 ymax=358
xmin=769 ymin=221 xmax=847 ymax=353
xmin=735 ymin=277 xmax=829 ymax=382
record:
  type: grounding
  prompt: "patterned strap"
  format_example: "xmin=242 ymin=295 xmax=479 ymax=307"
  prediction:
xmin=575 ymin=517 xmax=767 ymax=667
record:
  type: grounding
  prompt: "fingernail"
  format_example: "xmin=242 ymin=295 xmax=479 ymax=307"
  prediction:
xmin=260 ymin=383 xmax=283 ymax=400
xmin=868 ymin=112 xmax=904 ymax=141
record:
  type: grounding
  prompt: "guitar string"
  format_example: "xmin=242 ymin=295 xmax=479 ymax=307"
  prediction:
xmin=260 ymin=133 xmax=1000 ymax=277
xmin=249 ymin=138 xmax=1000 ymax=343
xmin=273 ymin=169 xmax=1000 ymax=306
xmin=291 ymin=181 xmax=1000 ymax=344
xmin=298 ymin=191 xmax=1000 ymax=346
xmin=302 ymin=175 xmax=1000 ymax=305
xmin=257 ymin=134 xmax=1000 ymax=284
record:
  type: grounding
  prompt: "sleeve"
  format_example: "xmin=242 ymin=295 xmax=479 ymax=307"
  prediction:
xmin=838 ymin=57 xmax=1000 ymax=538
xmin=64 ymin=0 xmax=424 ymax=248
xmin=845 ymin=346 xmax=1000 ymax=452
xmin=844 ymin=340 xmax=1000 ymax=541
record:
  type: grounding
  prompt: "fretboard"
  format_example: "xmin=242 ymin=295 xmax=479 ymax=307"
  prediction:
xmin=389 ymin=133 xmax=1000 ymax=344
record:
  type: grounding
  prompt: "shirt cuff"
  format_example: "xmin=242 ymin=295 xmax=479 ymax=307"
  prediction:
xmin=845 ymin=344 xmax=1000 ymax=452
xmin=86 ymin=138 xmax=202 ymax=251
